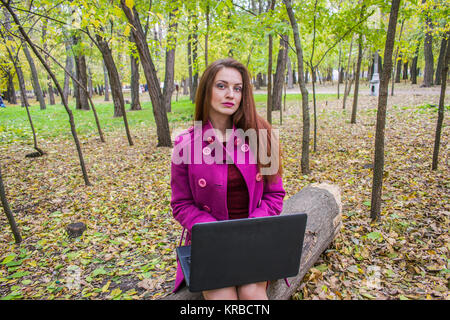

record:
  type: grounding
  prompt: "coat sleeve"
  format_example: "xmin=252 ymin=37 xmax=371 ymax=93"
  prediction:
xmin=248 ymin=174 xmax=285 ymax=219
xmin=170 ymin=135 xmax=217 ymax=232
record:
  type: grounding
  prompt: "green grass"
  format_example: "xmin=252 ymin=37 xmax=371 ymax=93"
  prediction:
xmin=0 ymin=97 xmax=194 ymax=144
xmin=0 ymin=93 xmax=334 ymax=144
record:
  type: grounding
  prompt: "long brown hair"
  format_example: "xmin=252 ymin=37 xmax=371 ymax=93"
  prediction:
xmin=194 ymin=58 xmax=283 ymax=183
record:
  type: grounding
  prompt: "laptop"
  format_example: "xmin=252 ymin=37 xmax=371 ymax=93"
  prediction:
xmin=176 ymin=213 xmax=307 ymax=292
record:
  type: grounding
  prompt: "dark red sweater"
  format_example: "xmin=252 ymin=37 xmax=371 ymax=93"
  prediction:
xmin=227 ymin=163 xmax=249 ymax=220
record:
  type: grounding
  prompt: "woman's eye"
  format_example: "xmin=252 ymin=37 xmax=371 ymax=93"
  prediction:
xmin=234 ymin=87 xmax=242 ymax=92
xmin=216 ymin=83 xmax=225 ymax=89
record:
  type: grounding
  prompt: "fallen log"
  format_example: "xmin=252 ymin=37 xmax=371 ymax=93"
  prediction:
xmin=162 ymin=182 xmax=342 ymax=300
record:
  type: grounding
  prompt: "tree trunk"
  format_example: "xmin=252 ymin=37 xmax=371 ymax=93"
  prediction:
xmin=6 ymin=70 xmax=17 ymax=104
xmin=351 ymin=33 xmax=363 ymax=124
xmin=0 ymin=165 xmax=22 ymax=244
xmin=163 ymin=183 xmax=342 ymax=300
xmin=182 ymin=77 xmax=188 ymax=95
xmin=63 ymin=40 xmax=74 ymax=105
xmin=337 ymin=45 xmax=342 ymax=99
xmin=103 ymin=62 xmax=110 ymax=101
xmin=267 ymin=31 xmax=273 ymax=124
xmin=432 ymin=32 xmax=449 ymax=170
xmin=395 ymin=54 xmax=402 ymax=83
xmin=422 ymin=0 xmax=434 ymax=87
xmin=73 ymin=36 xmax=90 ymax=110
xmin=8 ymin=53 xmax=28 ymax=108
xmin=205 ymin=1 xmax=209 ymax=67
xmin=287 ymin=56 xmax=294 ymax=89
xmin=292 ymin=61 xmax=297 ymax=84
xmin=191 ymin=28 xmax=199 ymax=103
xmin=342 ymin=35 xmax=354 ymax=109
xmin=402 ymin=61 xmax=408 ymax=80
xmin=95 ymin=33 xmax=133 ymax=146
xmin=370 ymin=0 xmax=400 ymax=221
xmin=130 ymin=35 xmax=142 ymax=111
xmin=163 ymin=4 xmax=178 ymax=113
xmin=284 ymin=0 xmax=310 ymax=175
xmin=272 ymin=34 xmax=288 ymax=111
xmin=410 ymin=43 xmax=419 ymax=84
xmin=435 ymin=36 xmax=447 ymax=86
xmin=95 ymin=35 xmax=125 ymax=118
xmin=22 ymin=41 xmax=46 ymax=110
xmin=311 ymin=66 xmax=317 ymax=152
xmin=187 ymin=33 xmax=193 ymax=102
xmin=42 ymin=21 xmax=55 ymax=106
xmin=265 ymin=0 xmax=276 ymax=124
xmin=2 ymin=0 xmax=91 ymax=186
xmin=391 ymin=19 xmax=404 ymax=96
xmin=88 ymin=68 xmax=93 ymax=98
xmin=120 ymin=0 xmax=172 ymax=147
xmin=266 ymin=0 xmax=275 ymax=123
xmin=255 ymin=73 xmax=262 ymax=90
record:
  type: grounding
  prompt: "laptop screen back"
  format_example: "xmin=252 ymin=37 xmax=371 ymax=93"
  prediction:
xmin=188 ymin=213 xmax=307 ymax=292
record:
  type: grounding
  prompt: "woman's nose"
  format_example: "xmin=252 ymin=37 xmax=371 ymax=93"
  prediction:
xmin=226 ymin=86 xmax=235 ymax=98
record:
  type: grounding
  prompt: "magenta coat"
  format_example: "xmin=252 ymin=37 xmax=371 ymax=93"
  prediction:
xmin=170 ymin=120 xmax=286 ymax=292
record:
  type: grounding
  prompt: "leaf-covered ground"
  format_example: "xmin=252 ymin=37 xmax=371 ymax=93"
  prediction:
xmin=0 ymin=84 xmax=448 ymax=300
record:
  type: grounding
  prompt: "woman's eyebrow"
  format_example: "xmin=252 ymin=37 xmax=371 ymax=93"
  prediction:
xmin=215 ymin=80 xmax=243 ymax=85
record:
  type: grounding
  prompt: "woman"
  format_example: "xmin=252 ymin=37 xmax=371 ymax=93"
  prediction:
xmin=170 ymin=58 xmax=285 ymax=300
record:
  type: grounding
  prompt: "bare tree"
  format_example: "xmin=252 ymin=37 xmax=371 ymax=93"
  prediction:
xmin=421 ymin=0 xmax=434 ymax=87
xmin=351 ymin=3 xmax=366 ymax=124
xmin=0 ymin=165 xmax=22 ymax=244
xmin=435 ymin=36 xmax=448 ymax=85
xmin=266 ymin=0 xmax=276 ymax=124
xmin=432 ymin=32 xmax=449 ymax=170
xmin=284 ymin=0 xmax=310 ymax=174
xmin=272 ymin=34 xmax=288 ymax=112
xmin=370 ymin=0 xmax=401 ymax=221
xmin=22 ymin=41 xmax=46 ymax=110
xmin=90 ymin=30 xmax=133 ymax=146
xmin=163 ymin=2 xmax=178 ymax=113
xmin=120 ymin=0 xmax=172 ymax=147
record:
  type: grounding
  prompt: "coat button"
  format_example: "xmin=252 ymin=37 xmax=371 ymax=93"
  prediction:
xmin=207 ymin=136 xmax=214 ymax=144
xmin=203 ymin=147 xmax=211 ymax=156
xmin=203 ymin=205 xmax=211 ymax=213
xmin=255 ymin=173 xmax=262 ymax=181
xmin=198 ymin=178 xmax=207 ymax=188
xmin=241 ymin=143 xmax=249 ymax=152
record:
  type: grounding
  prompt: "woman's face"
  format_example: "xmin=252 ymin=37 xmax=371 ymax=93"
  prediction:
xmin=209 ymin=67 xmax=243 ymax=121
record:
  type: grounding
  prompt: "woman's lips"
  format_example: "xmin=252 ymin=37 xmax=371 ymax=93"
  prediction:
xmin=222 ymin=102 xmax=235 ymax=107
